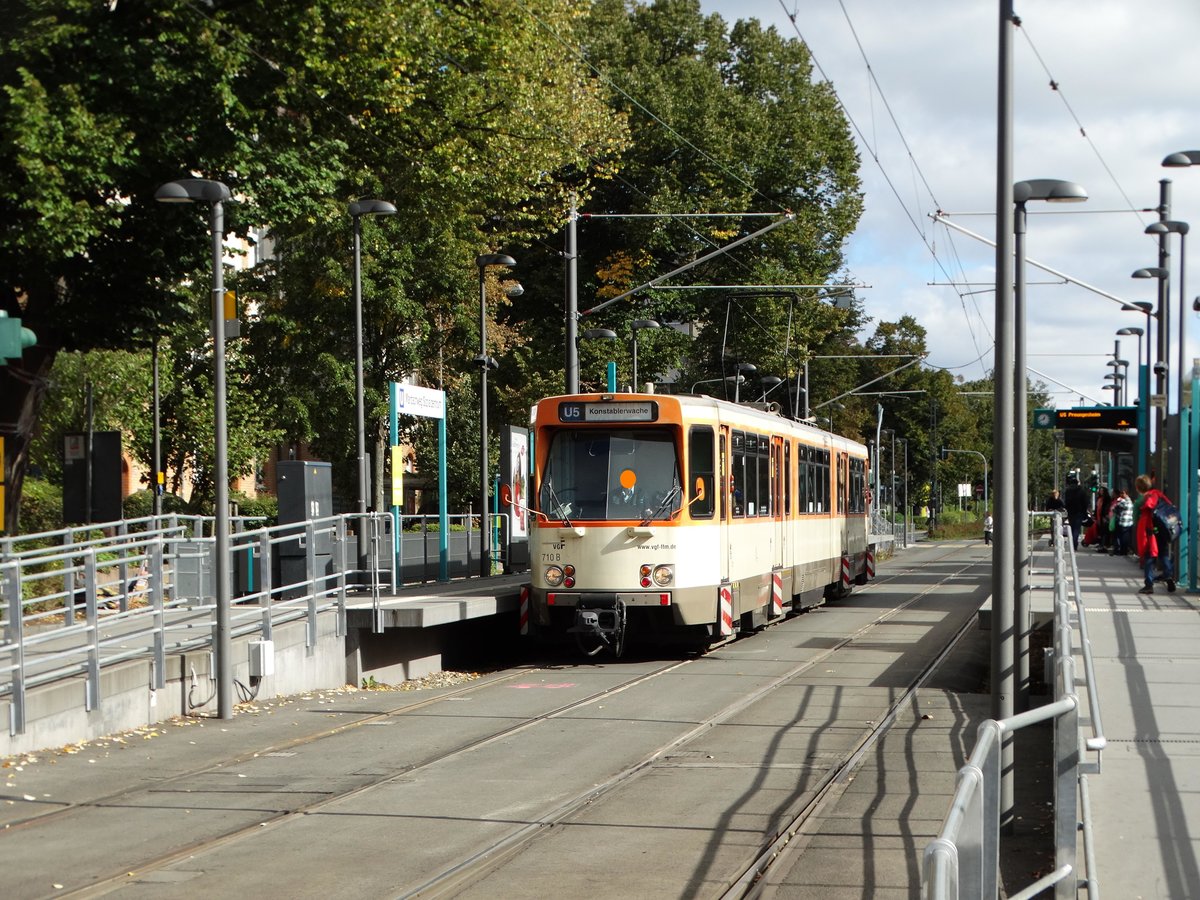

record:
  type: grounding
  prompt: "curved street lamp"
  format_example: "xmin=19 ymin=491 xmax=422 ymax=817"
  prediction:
xmin=155 ymin=177 xmax=234 ymax=719
xmin=476 ymin=253 xmax=516 ymax=577
xmin=630 ymin=319 xmax=661 ymax=392
xmin=348 ymin=199 xmax=396 ymax=578
xmin=1116 ymin=326 xmax=1144 ymax=400
xmin=1133 ymin=265 xmax=1170 ymax=477
xmin=1161 ymin=152 xmax=1200 ymax=589
xmin=1013 ymin=178 xmax=1086 ymax=717
xmin=758 ymin=374 xmax=784 ymax=402
xmin=578 ymin=328 xmax=618 ymax=391
xmin=732 ymin=362 xmax=757 ymax=404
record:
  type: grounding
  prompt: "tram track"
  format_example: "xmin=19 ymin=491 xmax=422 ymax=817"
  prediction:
xmin=11 ymin=541 xmax=985 ymax=899
xmin=47 ymin=656 xmax=696 ymax=899
xmin=403 ymin=544 xmax=986 ymax=899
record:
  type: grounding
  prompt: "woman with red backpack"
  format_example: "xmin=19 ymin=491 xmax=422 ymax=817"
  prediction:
xmin=1135 ymin=474 xmax=1176 ymax=595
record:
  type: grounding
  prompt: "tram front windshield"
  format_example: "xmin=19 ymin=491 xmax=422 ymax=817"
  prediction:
xmin=539 ymin=428 xmax=681 ymax=521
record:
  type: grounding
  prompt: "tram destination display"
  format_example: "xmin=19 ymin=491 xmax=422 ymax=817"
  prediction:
xmin=558 ymin=401 xmax=658 ymax=423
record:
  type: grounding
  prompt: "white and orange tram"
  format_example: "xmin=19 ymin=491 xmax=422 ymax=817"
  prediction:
xmin=513 ymin=392 xmax=873 ymax=655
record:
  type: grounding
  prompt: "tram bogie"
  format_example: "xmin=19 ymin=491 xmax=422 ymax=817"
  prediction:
xmin=511 ymin=392 xmax=873 ymax=656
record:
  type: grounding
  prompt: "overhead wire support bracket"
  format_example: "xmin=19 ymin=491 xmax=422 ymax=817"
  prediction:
xmin=931 ymin=212 xmax=1132 ymax=309
xmin=579 ymin=213 xmax=796 ymax=318
xmin=645 ymin=283 xmax=871 ymax=291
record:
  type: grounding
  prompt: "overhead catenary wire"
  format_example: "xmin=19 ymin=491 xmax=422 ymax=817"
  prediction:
xmin=776 ymin=0 xmax=985 ymax=372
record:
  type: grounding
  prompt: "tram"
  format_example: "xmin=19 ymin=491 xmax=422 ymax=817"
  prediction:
xmin=508 ymin=391 xmax=873 ymax=655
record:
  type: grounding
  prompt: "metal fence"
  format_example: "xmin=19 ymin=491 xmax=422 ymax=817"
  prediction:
xmin=922 ymin=511 xmax=1105 ymax=899
xmin=0 ymin=510 xmax=500 ymax=737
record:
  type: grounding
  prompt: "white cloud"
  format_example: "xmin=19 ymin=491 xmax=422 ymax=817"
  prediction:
xmin=703 ymin=0 xmax=1200 ymax=408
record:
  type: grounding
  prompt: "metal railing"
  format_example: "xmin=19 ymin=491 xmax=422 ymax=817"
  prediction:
xmin=923 ymin=511 xmax=1105 ymax=899
xmin=1 ymin=508 xmax=512 ymax=737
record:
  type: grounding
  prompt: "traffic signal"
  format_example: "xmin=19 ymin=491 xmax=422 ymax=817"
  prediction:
xmin=0 ymin=310 xmax=36 ymax=364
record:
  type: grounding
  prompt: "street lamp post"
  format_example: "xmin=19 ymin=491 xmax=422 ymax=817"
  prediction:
xmin=759 ymin=375 xmax=784 ymax=402
xmin=1116 ymin=326 xmax=1144 ymax=401
xmin=1121 ymin=303 xmax=1154 ymax=475
xmin=732 ymin=363 xmax=757 ymax=404
xmin=476 ymin=253 xmax=516 ymax=578
xmin=1132 ymin=265 xmax=1169 ymax=479
xmin=630 ymin=319 xmax=660 ymax=391
xmin=155 ymin=177 xmax=234 ymax=719
xmin=1015 ymin=178 xmax=1087 ymax=717
xmin=1145 ymin=221 xmax=1189 ymax=414
xmin=348 ymin=199 xmax=397 ymax=581
xmin=579 ymin=328 xmax=618 ymax=391
xmin=942 ymin=448 xmax=989 ymax=515
xmin=881 ymin=429 xmax=896 ymax=535
xmin=1163 ymin=151 xmax=1200 ymax=590
xmin=151 ymin=333 xmax=162 ymax=519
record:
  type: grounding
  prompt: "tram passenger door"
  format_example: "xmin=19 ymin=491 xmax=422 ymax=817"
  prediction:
xmin=772 ymin=436 xmax=785 ymax=571
xmin=720 ymin=426 xmax=731 ymax=584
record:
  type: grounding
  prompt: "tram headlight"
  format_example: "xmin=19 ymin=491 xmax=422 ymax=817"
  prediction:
xmin=545 ymin=565 xmax=564 ymax=587
xmin=652 ymin=564 xmax=674 ymax=587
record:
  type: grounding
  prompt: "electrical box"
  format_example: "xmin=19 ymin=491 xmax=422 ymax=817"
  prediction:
xmin=248 ymin=640 xmax=275 ymax=678
xmin=276 ymin=460 xmax=333 ymax=557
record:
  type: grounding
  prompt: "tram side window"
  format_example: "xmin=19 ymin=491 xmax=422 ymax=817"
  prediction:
xmin=849 ymin=458 xmax=866 ymax=513
xmin=819 ymin=449 xmax=829 ymax=513
xmin=745 ymin=433 xmax=759 ymax=515
xmin=732 ymin=431 xmax=746 ymax=517
xmin=688 ymin=426 xmax=715 ymax=518
xmin=802 ymin=444 xmax=815 ymax=513
xmin=753 ymin=434 xmax=763 ymax=513
xmin=837 ymin=453 xmax=847 ymax=513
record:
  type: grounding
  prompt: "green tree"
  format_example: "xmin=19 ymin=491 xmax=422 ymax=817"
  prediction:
xmin=496 ymin=0 xmax=864 ymax=427
xmin=1 ymin=0 xmax=628 ymax=522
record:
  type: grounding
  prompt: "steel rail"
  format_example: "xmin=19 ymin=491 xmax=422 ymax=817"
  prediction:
xmin=406 ymin=549 xmax=981 ymax=899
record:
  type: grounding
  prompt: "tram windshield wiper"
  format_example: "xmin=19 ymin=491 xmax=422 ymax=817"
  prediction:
xmin=640 ymin=482 xmax=681 ymax=526
xmin=545 ymin=477 xmax=573 ymax=527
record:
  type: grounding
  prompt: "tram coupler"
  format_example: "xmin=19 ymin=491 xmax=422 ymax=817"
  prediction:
xmin=568 ymin=596 xmax=627 ymax=647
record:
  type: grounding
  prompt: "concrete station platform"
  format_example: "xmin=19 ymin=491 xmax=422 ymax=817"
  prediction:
xmin=342 ymin=572 xmax=525 ymax=685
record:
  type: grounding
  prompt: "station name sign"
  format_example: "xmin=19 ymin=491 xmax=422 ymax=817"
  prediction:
xmin=393 ymin=382 xmax=445 ymax=420
xmin=559 ymin=401 xmax=659 ymax=423
xmin=1034 ymin=406 xmax=1137 ymax=430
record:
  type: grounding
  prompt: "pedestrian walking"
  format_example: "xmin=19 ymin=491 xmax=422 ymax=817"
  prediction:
xmin=1064 ymin=475 xmax=1090 ymax=551
xmin=1135 ymin=474 xmax=1176 ymax=594
xmin=983 ymin=513 xmax=993 ymax=545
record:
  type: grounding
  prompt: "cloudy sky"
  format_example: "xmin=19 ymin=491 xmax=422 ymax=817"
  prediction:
xmin=702 ymin=0 xmax=1200 ymax=412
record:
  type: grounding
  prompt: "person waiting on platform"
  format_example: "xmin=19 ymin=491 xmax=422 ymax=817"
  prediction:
xmin=1135 ymin=474 xmax=1175 ymax=594
xmin=1109 ymin=488 xmax=1134 ymax=556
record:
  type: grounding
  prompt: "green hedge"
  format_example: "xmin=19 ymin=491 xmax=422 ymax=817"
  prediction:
xmin=14 ymin=477 xmax=62 ymax=537
xmin=232 ymin=492 xmax=278 ymax=527
xmin=122 ymin=489 xmax=191 ymax=520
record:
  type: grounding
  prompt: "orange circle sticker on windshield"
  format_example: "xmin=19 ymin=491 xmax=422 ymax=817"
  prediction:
xmin=619 ymin=468 xmax=637 ymax=489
